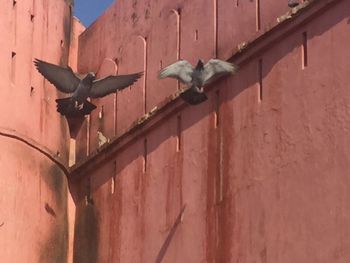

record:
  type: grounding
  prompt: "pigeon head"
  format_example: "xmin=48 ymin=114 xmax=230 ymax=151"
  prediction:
xmin=288 ymin=0 xmax=299 ymax=8
xmin=195 ymin=59 xmax=205 ymax=70
xmin=87 ymin=72 xmax=96 ymax=80
xmin=83 ymin=72 xmax=96 ymax=85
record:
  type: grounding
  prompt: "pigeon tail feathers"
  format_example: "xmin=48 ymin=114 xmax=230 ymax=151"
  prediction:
xmin=180 ymin=88 xmax=208 ymax=105
xmin=56 ymin=98 xmax=96 ymax=117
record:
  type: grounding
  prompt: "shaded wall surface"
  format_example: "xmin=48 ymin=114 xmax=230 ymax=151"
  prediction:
xmin=71 ymin=0 xmax=350 ymax=262
xmin=0 ymin=0 xmax=78 ymax=262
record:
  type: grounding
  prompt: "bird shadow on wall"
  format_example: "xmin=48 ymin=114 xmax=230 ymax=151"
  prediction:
xmin=68 ymin=2 xmax=350 ymax=203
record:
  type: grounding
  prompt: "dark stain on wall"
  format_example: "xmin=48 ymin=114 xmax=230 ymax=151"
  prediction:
xmin=42 ymin=165 xmax=67 ymax=209
xmin=73 ymin=201 xmax=99 ymax=263
xmin=39 ymin=164 xmax=69 ymax=263
xmin=39 ymin=219 xmax=69 ymax=263
xmin=45 ymin=203 xmax=57 ymax=218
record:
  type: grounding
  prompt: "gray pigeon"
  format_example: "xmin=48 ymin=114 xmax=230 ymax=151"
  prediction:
xmin=158 ymin=59 xmax=238 ymax=105
xmin=34 ymin=59 xmax=143 ymax=117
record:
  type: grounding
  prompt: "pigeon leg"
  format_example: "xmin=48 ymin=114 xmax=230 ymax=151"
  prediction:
xmin=74 ymin=100 xmax=84 ymax=110
xmin=77 ymin=103 xmax=84 ymax=110
xmin=194 ymin=86 xmax=204 ymax=93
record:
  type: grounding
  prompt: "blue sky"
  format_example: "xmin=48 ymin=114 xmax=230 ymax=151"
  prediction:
xmin=74 ymin=0 xmax=115 ymax=27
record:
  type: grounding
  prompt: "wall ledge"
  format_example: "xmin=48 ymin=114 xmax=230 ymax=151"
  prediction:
xmin=69 ymin=0 xmax=341 ymax=181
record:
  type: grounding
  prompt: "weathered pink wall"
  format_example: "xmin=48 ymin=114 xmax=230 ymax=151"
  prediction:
xmin=71 ymin=0 xmax=350 ymax=262
xmin=2 ymin=0 xmax=350 ymax=262
xmin=0 ymin=0 xmax=77 ymax=262
xmin=75 ymin=0 xmax=291 ymax=157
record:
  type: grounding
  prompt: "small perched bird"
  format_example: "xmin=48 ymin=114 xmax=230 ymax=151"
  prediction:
xmin=158 ymin=59 xmax=238 ymax=105
xmin=34 ymin=59 xmax=143 ymax=117
xmin=97 ymin=131 xmax=109 ymax=147
xmin=288 ymin=0 xmax=299 ymax=8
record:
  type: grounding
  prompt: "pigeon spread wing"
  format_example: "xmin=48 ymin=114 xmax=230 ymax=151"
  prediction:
xmin=158 ymin=60 xmax=194 ymax=84
xmin=203 ymin=59 xmax=238 ymax=86
xmin=34 ymin=59 xmax=81 ymax=93
xmin=89 ymin=72 xmax=143 ymax=98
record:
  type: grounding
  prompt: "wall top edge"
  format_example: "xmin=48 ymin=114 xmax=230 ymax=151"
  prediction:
xmin=69 ymin=0 xmax=339 ymax=179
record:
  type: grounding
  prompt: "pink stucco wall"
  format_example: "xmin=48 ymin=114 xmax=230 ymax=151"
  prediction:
xmin=2 ymin=0 xmax=350 ymax=262
xmin=71 ymin=0 xmax=350 ymax=262
xmin=0 ymin=1 xmax=78 ymax=262
xmin=74 ymin=0 xmax=292 ymax=158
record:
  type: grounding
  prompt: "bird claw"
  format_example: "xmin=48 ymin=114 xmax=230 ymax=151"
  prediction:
xmin=74 ymin=101 xmax=84 ymax=110
xmin=194 ymin=86 xmax=204 ymax=93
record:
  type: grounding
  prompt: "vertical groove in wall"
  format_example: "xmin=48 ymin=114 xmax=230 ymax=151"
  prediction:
xmin=302 ymin=31 xmax=308 ymax=69
xmin=114 ymin=59 xmax=119 ymax=136
xmin=144 ymin=39 xmax=148 ymax=114
xmin=177 ymin=9 xmax=182 ymax=60
xmin=98 ymin=105 xmax=104 ymax=120
xmin=258 ymin=58 xmax=263 ymax=102
xmin=11 ymin=52 xmax=16 ymax=84
xmin=213 ymin=112 xmax=224 ymax=262
xmin=29 ymin=0 xmax=36 ymax=91
xmin=213 ymin=0 xmax=218 ymax=57
xmin=176 ymin=115 xmax=182 ymax=152
xmin=218 ymin=126 xmax=224 ymax=203
xmin=114 ymin=68 xmax=118 ymax=136
xmin=138 ymin=36 xmax=148 ymax=114
xmin=87 ymin=114 xmax=91 ymax=155
xmin=12 ymin=0 xmax=17 ymax=46
xmin=177 ymin=9 xmax=181 ymax=91
xmin=215 ymin=90 xmax=220 ymax=128
xmin=171 ymin=9 xmax=181 ymax=90
xmin=256 ymin=0 xmax=261 ymax=31
xmin=39 ymin=0 xmax=45 ymax=60
xmin=216 ymin=90 xmax=223 ymax=203
xmin=111 ymin=175 xmax=115 ymax=195
xmin=143 ymin=138 xmax=148 ymax=174
xmin=67 ymin=5 xmax=73 ymax=62
xmin=11 ymin=0 xmax=17 ymax=85
xmin=111 ymin=160 xmax=116 ymax=194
